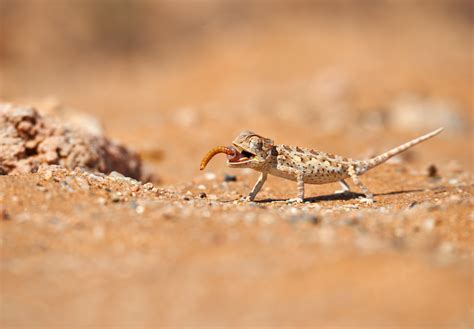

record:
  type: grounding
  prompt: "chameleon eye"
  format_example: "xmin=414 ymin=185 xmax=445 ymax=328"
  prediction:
xmin=250 ymin=137 xmax=263 ymax=150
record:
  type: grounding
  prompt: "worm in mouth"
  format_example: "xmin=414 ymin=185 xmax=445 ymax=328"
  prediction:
xmin=200 ymin=146 xmax=238 ymax=170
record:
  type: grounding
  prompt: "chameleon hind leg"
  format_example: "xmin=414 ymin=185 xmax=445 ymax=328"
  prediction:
xmin=348 ymin=165 xmax=374 ymax=204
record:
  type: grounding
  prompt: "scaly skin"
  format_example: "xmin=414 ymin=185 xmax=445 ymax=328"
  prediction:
xmin=220 ymin=128 xmax=444 ymax=203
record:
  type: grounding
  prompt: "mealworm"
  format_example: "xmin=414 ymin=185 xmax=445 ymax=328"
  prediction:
xmin=200 ymin=146 xmax=236 ymax=170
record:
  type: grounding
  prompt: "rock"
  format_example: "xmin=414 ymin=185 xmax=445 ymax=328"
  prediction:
xmin=224 ymin=174 xmax=237 ymax=182
xmin=289 ymin=212 xmax=320 ymax=224
xmin=143 ymin=182 xmax=154 ymax=190
xmin=427 ymin=164 xmax=440 ymax=178
xmin=1 ymin=207 xmax=11 ymax=221
xmin=0 ymin=103 xmax=142 ymax=179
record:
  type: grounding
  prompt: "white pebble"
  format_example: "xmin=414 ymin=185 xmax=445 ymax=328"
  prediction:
xmin=135 ymin=205 xmax=145 ymax=214
xmin=422 ymin=218 xmax=436 ymax=231
xmin=448 ymin=178 xmax=459 ymax=185
xmin=143 ymin=182 xmax=154 ymax=190
xmin=205 ymin=172 xmax=217 ymax=180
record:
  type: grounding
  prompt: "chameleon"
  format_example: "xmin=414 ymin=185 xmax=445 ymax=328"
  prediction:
xmin=200 ymin=128 xmax=444 ymax=203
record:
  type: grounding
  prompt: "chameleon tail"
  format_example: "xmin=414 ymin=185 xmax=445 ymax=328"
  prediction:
xmin=356 ymin=127 xmax=444 ymax=174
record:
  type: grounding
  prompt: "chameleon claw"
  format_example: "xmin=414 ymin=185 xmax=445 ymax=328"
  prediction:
xmin=357 ymin=197 xmax=375 ymax=205
xmin=287 ymin=197 xmax=304 ymax=204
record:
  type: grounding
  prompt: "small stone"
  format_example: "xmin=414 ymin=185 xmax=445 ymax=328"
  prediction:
xmin=422 ymin=218 xmax=436 ymax=231
xmin=205 ymin=172 xmax=216 ymax=180
xmin=1 ymin=207 xmax=11 ymax=221
xmin=427 ymin=164 xmax=439 ymax=178
xmin=111 ymin=193 xmax=121 ymax=203
xmin=97 ymin=197 xmax=106 ymax=205
xmin=197 ymin=184 xmax=206 ymax=190
xmin=43 ymin=170 xmax=53 ymax=181
xmin=290 ymin=213 xmax=320 ymax=224
xmin=135 ymin=205 xmax=145 ymax=214
xmin=448 ymin=178 xmax=459 ymax=185
xmin=130 ymin=185 xmax=140 ymax=192
xmin=75 ymin=177 xmax=90 ymax=191
xmin=224 ymin=174 xmax=237 ymax=182
xmin=439 ymin=242 xmax=454 ymax=254
xmin=35 ymin=184 xmax=48 ymax=192
xmin=198 ymin=192 xmax=207 ymax=199
xmin=143 ymin=182 xmax=154 ymax=190
xmin=109 ymin=171 xmax=125 ymax=178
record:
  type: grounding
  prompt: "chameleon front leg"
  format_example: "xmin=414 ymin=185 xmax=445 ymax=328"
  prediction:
xmin=246 ymin=171 xmax=268 ymax=201
xmin=287 ymin=171 xmax=304 ymax=203
xmin=348 ymin=165 xmax=374 ymax=204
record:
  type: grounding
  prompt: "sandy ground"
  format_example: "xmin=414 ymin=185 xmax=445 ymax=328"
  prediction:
xmin=1 ymin=1 xmax=473 ymax=327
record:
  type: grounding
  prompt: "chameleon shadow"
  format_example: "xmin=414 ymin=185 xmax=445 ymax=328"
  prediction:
xmin=254 ymin=188 xmax=427 ymax=204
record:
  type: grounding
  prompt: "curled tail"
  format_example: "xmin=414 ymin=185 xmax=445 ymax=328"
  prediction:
xmin=357 ymin=127 xmax=444 ymax=174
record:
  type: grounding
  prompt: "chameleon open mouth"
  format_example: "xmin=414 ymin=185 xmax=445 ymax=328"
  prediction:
xmin=227 ymin=149 xmax=255 ymax=164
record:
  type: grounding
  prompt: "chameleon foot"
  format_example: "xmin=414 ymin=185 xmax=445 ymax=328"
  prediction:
xmin=287 ymin=197 xmax=304 ymax=204
xmin=357 ymin=197 xmax=375 ymax=205
xmin=241 ymin=195 xmax=255 ymax=202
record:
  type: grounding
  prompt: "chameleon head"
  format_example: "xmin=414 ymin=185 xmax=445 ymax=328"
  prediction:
xmin=227 ymin=131 xmax=275 ymax=170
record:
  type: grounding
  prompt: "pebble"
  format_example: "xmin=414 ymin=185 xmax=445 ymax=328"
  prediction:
xmin=205 ymin=172 xmax=216 ymax=180
xmin=109 ymin=171 xmax=125 ymax=178
xmin=409 ymin=201 xmax=418 ymax=208
xmin=42 ymin=170 xmax=53 ymax=181
xmin=1 ymin=207 xmax=11 ymax=221
xmin=290 ymin=213 xmax=319 ymax=224
xmin=198 ymin=192 xmax=207 ymax=199
xmin=111 ymin=192 xmax=122 ymax=203
xmin=207 ymin=194 xmax=218 ymax=201
xmin=75 ymin=177 xmax=90 ymax=191
xmin=427 ymin=164 xmax=439 ymax=178
xmin=422 ymin=218 xmax=436 ymax=231
xmin=448 ymin=178 xmax=459 ymax=185
xmin=135 ymin=205 xmax=145 ymax=214
xmin=197 ymin=185 xmax=206 ymax=190
xmin=143 ymin=182 xmax=154 ymax=190
xmin=35 ymin=184 xmax=48 ymax=192
xmin=224 ymin=174 xmax=237 ymax=182
xmin=438 ymin=242 xmax=454 ymax=254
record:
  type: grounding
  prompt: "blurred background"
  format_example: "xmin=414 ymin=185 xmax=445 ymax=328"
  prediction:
xmin=1 ymin=1 xmax=474 ymax=327
xmin=1 ymin=0 xmax=473 ymax=180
